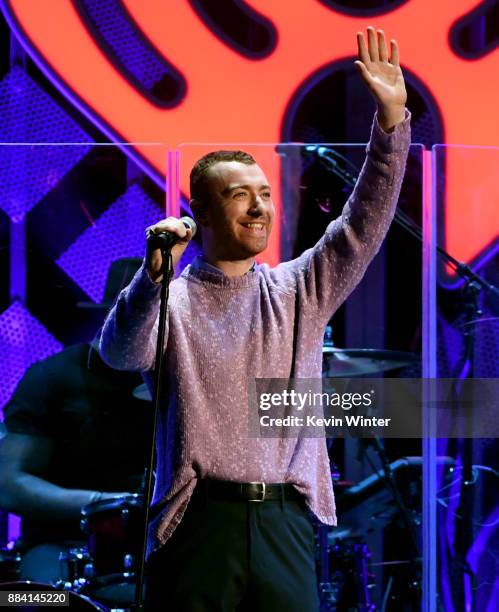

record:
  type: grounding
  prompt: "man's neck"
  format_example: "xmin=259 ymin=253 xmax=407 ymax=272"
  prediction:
xmin=202 ymin=255 xmax=256 ymax=277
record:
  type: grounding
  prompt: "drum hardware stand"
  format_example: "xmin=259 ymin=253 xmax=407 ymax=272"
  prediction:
xmin=451 ymin=277 xmax=482 ymax=610
xmin=318 ymin=529 xmax=377 ymax=612
xmin=134 ymin=242 xmax=174 ymax=612
xmin=358 ymin=437 xmax=422 ymax=605
xmin=317 ymin=522 xmax=332 ymax=607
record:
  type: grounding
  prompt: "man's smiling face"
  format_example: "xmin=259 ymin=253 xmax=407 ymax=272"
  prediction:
xmin=200 ymin=160 xmax=275 ymax=260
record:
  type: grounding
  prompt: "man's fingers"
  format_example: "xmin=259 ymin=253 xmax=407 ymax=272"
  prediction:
xmin=150 ymin=218 xmax=186 ymax=235
xmin=377 ymin=30 xmax=388 ymax=62
xmin=354 ymin=60 xmax=371 ymax=82
xmin=367 ymin=27 xmax=379 ymax=62
xmin=357 ymin=32 xmax=370 ymax=66
xmin=358 ymin=28 xmax=394 ymax=64
xmin=389 ymin=39 xmax=400 ymax=66
xmin=147 ymin=217 xmax=188 ymax=240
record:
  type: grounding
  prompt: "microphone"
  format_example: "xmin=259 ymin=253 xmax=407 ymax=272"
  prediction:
xmin=151 ymin=216 xmax=197 ymax=251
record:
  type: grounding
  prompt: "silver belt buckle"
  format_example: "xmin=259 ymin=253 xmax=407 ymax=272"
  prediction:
xmin=249 ymin=482 xmax=266 ymax=502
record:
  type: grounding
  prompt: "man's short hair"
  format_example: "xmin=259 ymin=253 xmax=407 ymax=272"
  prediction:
xmin=190 ymin=150 xmax=256 ymax=202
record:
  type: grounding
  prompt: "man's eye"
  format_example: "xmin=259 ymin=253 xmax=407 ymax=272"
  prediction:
xmin=262 ymin=192 xmax=271 ymax=199
xmin=234 ymin=192 xmax=247 ymax=198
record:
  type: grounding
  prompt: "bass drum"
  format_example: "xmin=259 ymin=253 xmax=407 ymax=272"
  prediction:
xmin=0 ymin=582 xmax=109 ymax=611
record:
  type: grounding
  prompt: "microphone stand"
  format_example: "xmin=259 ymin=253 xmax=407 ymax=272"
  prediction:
xmin=134 ymin=245 xmax=174 ymax=611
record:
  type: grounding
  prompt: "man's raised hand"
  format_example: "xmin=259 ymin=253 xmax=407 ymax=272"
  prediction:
xmin=355 ymin=27 xmax=407 ymax=132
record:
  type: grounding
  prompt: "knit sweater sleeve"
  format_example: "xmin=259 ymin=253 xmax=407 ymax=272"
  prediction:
xmin=272 ymin=111 xmax=411 ymax=323
xmin=98 ymin=262 xmax=162 ymax=371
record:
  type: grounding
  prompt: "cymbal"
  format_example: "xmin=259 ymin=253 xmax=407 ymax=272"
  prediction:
xmin=459 ymin=316 xmax=499 ymax=329
xmin=323 ymin=348 xmax=418 ymax=377
xmin=328 ymin=527 xmax=358 ymax=544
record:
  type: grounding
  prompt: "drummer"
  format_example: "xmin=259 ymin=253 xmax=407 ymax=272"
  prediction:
xmin=0 ymin=258 xmax=151 ymax=585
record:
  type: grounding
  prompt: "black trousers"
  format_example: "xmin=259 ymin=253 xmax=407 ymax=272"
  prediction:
xmin=144 ymin=487 xmax=320 ymax=611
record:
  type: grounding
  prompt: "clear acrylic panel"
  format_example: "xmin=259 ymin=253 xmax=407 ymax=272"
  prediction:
xmin=174 ymin=141 xmax=426 ymax=609
xmin=0 ymin=143 xmax=166 ymax=565
xmin=431 ymin=144 xmax=499 ymax=611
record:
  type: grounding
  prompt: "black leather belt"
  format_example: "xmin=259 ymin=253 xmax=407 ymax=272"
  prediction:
xmin=199 ymin=479 xmax=302 ymax=503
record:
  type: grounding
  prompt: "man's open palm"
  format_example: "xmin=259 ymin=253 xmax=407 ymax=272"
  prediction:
xmin=355 ymin=27 xmax=407 ymax=110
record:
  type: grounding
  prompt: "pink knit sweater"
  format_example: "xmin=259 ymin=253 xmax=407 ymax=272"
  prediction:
xmin=100 ymin=113 xmax=411 ymax=554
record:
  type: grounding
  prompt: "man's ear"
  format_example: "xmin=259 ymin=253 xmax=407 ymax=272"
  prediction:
xmin=190 ymin=198 xmax=209 ymax=227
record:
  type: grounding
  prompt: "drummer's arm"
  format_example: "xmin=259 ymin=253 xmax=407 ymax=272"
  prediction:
xmin=0 ymin=433 xmax=124 ymax=521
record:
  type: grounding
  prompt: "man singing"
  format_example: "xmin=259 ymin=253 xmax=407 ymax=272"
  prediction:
xmin=100 ymin=27 xmax=410 ymax=612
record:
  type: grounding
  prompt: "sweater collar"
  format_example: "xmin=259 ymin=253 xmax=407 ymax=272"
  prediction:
xmin=182 ymin=256 xmax=260 ymax=288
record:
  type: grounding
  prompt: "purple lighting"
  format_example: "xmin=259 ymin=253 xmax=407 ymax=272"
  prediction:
xmin=56 ymin=183 xmax=161 ymax=303
xmin=0 ymin=301 xmax=63 ymax=413
xmin=0 ymin=68 xmax=91 ymax=222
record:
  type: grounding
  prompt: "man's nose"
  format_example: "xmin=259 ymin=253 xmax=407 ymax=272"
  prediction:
xmin=248 ymin=195 xmax=265 ymax=214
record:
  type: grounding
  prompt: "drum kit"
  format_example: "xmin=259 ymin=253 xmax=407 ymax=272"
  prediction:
xmin=0 ymin=495 xmax=143 ymax=611
xmin=0 ymin=341 xmax=420 ymax=611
